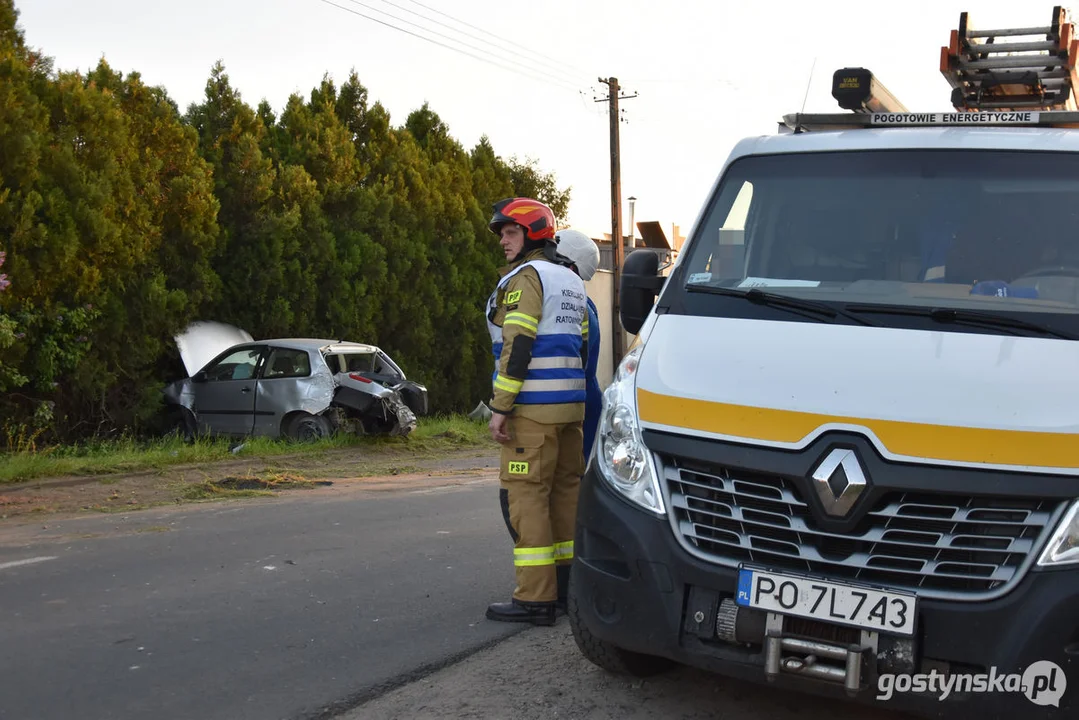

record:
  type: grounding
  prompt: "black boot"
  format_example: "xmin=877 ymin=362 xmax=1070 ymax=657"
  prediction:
xmin=486 ymin=598 xmax=556 ymax=626
xmin=555 ymin=564 xmax=571 ymax=614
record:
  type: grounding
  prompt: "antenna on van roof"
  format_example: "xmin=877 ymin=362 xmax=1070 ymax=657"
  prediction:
xmin=800 ymin=56 xmax=818 ymax=114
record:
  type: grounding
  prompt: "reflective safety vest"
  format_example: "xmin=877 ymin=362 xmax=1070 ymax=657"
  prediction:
xmin=486 ymin=260 xmax=587 ymax=406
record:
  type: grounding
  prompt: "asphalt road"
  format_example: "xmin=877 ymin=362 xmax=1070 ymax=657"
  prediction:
xmin=0 ymin=471 xmax=933 ymax=720
xmin=0 ymin=477 xmax=524 ymax=720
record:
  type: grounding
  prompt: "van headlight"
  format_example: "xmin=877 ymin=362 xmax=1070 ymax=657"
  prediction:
xmin=596 ymin=346 xmax=665 ymax=515
xmin=1037 ymin=500 xmax=1079 ymax=567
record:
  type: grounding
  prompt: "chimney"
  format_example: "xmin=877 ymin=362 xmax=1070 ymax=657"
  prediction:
xmin=672 ymin=223 xmax=685 ymax=251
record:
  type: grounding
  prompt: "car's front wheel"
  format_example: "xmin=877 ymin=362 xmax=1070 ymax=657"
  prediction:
xmin=166 ymin=406 xmax=197 ymax=444
xmin=284 ymin=412 xmax=334 ymax=442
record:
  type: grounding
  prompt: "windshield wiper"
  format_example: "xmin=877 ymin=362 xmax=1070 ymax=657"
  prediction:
xmin=685 ymin=285 xmax=876 ymax=326
xmin=844 ymin=304 xmax=1078 ymax=341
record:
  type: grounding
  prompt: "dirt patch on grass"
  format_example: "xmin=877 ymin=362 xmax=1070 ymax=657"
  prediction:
xmin=0 ymin=446 xmax=497 ymax=522
xmin=181 ymin=472 xmax=332 ymax=500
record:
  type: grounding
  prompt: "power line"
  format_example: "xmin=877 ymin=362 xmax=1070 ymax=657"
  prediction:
xmin=315 ymin=0 xmax=578 ymax=93
xmin=370 ymin=0 xmax=584 ymax=85
xmin=329 ymin=0 xmax=581 ymax=92
xmin=339 ymin=0 xmax=580 ymax=90
xmin=402 ymin=0 xmax=585 ymax=77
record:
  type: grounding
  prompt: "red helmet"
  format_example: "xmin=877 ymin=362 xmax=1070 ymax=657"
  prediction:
xmin=488 ymin=197 xmax=556 ymax=242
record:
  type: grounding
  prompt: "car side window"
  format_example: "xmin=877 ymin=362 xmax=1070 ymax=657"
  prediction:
xmin=263 ymin=348 xmax=312 ymax=379
xmin=346 ymin=353 xmax=376 ymax=373
xmin=375 ymin=352 xmax=403 ymax=379
xmin=205 ymin=348 xmax=263 ymax=382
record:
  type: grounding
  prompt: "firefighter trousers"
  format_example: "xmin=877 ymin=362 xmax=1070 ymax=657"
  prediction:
xmin=498 ymin=415 xmax=584 ymax=604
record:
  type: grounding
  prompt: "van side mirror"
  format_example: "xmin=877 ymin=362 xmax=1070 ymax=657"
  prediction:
xmin=620 ymin=250 xmax=666 ymax=335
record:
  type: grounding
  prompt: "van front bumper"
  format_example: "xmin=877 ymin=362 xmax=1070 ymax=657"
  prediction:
xmin=572 ymin=463 xmax=1079 ymax=719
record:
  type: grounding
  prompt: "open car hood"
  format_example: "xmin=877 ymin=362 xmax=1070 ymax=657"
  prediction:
xmin=175 ymin=321 xmax=253 ymax=376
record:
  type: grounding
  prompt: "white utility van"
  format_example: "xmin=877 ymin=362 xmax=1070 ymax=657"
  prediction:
xmin=568 ymin=12 xmax=1079 ymax=718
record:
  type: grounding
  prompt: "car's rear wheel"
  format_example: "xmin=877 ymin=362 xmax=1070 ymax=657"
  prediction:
xmin=566 ymin=563 xmax=675 ymax=677
xmin=285 ymin=412 xmax=333 ymax=442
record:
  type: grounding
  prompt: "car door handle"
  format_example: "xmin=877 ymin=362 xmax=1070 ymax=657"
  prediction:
xmin=241 ymin=386 xmax=251 ymax=393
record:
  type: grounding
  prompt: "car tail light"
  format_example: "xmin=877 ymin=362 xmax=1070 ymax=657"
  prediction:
xmin=349 ymin=373 xmax=372 ymax=383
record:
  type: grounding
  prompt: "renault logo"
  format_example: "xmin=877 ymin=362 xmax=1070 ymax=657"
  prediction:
xmin=811 ymin=448 xmax=868 ymax=517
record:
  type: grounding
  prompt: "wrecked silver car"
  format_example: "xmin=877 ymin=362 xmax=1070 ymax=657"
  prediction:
xmin=163 ymin=323 xmax=428 ymax=441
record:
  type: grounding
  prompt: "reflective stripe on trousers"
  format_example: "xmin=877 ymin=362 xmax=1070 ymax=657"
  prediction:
xmin=514 ymin=546 xmax=555 ymax=567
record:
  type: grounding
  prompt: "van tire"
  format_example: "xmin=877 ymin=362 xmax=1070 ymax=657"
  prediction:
xmin=566 ymin=565 xmax=674 ymax=677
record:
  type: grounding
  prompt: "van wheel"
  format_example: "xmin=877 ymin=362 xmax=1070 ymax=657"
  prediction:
xmin=566 ymin=565 xmax=674 ymax=677
xmin=285 ymin=412 xmax=333 ymax=442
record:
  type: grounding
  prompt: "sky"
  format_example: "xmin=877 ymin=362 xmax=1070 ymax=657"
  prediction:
xmin=14 ymin=0 xmax=1068 ymax=240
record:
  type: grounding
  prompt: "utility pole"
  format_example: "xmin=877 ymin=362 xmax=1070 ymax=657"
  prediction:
xmin=596 ymin=77 xmax=637 ymax=367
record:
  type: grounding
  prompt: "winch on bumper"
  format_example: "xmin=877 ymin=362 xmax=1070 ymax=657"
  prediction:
xmin=568 ymin=457 xmax=1079 ymax=718
xmin=684 ymin=590 xmax=911 ymax=697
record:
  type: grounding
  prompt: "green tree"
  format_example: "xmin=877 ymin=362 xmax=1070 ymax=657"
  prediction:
xmin=470 ymin=136 xmax=514 ymax=215
xmin=0 ymin=8 xmax=575 ymax=438
xmin=258 ymin=77 xmax=383 ymax=345
xmin=82 ymin=62 xmax=222 ymax=423
xmin=0 ymin=0 xmax=46 ymax=399
xmin=402 ymin=105 xmax=507 ymax=410
xmin=26 ymin=60 xmax=221 ymax=434
xmin=506 ymin=155 xmax=572 ymax=223
xmin=186 ymin=62 xmax=292 ymax=337
xmin=0 ymin=251 xmax=24 ymax=394
xmin=0 ymin=1 xmax=221 ymax=438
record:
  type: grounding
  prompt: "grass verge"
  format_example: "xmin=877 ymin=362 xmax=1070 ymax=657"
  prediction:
xmin=0 ymin=414 xmax=490 ymax=485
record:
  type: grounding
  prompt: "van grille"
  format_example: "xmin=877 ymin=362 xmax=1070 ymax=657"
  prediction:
xmin=663 ymin=457 xmax=1063 ymax=600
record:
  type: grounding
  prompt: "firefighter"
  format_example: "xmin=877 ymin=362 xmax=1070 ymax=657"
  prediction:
xmin=484 ymin=197 xmax=588 ymax=626
xmin=552 ymin=228 xmax=603 ymax=461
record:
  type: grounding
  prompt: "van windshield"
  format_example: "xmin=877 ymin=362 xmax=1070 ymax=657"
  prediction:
xmin=677 ymin=149 xmax=1079 ymax=335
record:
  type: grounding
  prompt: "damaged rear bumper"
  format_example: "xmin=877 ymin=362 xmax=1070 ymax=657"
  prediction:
xmin=330 ymin=384 xmax=419 ymax=436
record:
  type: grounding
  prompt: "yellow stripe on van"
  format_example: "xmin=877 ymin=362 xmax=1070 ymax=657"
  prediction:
xmin=637 ymin=388 xmax=1079 ymax=469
